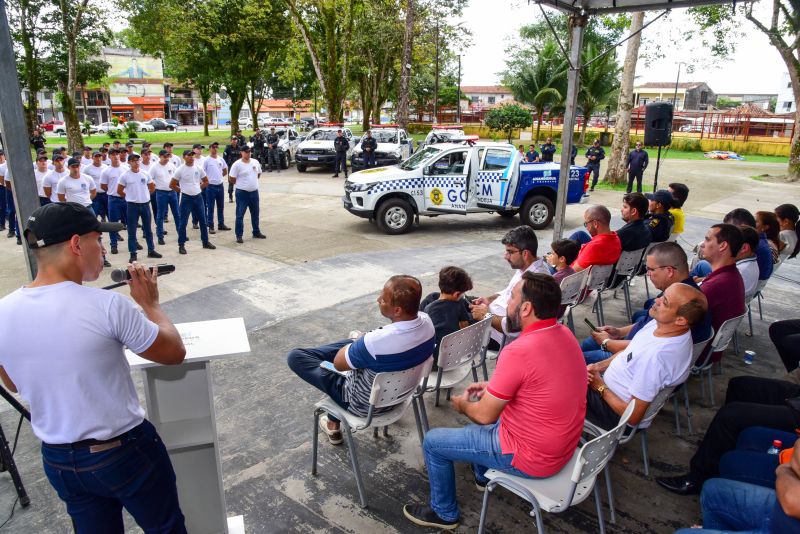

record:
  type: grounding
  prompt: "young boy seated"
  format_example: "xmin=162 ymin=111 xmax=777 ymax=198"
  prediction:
xmin=547 ymin=238 xmax=581 ymax=283
xmin=420 ymin=266 xmax=474 ymax=365
xmin=668 ymin=182 xmax=689 ymax=236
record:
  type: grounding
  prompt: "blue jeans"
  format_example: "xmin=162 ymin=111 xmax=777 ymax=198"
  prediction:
xmin=364 ymin=151 xmax=376 ymax=168
xmin=234 ymin=189 xmax=261 ymax=238
xmin=580 ymin=337 xmax=612 ymax=364
xmin=287 ymin=340 xmax=351 ymax=424
xmin=719 ymin=426 xmax=797 ymax=489
xmin=691 ymin=260 xmax=713 ymax=278
xmin=126 ymin=202 xmax=155 ymax=254
xmin=423 ymin=421 xmax=536 ymax=522
xmin=92 ymin=191 xmax=108 ymax=219
xmin=108 ymin=196 xmax=127 ymax=247
xmin=674 ymin=478 xmax=775 ymax=534
xmin=5 ymin=187 xmax=18 ymax=236
xmin=569 ymin=230 xmax=592 ymax=245
xmin=0 ymin=184 xmax=6 ymax=227
xmin=205 ymin=184 xmax=225 ymax=227
xmin=156 ymin=190 xmax=179 ymax=239
xmin=41 ymin=420 xmax=186 ymax=534
xmin=178 ymin=193 xmax=208 ymax=245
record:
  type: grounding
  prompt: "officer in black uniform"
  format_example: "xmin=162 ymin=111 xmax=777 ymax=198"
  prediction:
xmin=266 ymin=127 xmax=280 ymax=172
xmin=332 ymin=130 xmax=349 ymax=178
xmin=235 ymin=129 xmax=247 ymax=148
xmin=30 ymin=129 xmax=47 ymax=152
xmin=223 ymin=136 xmax=243 ymax=202
xmin=361 ymin=130 xmax=377 ymax=168
xmin=539 ymin=137 xmax=556 ymax=163
xmin=251 ymin=128 xmax=266 ymax=168
xmin=585 ymin=139 xmax=605 ymax=191
xmin=625 ymin=141 xmax=650 ymax=193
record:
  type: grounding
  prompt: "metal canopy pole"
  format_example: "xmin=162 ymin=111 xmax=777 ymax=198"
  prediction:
xmin=553 ymin=13 xmax=587 ymax=240
xmin=0 ymin=0 xmax=38 ymax=279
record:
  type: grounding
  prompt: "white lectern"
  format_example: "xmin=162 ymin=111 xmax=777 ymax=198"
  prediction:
xmin=127 ymin=317 xmax=250 ymax=534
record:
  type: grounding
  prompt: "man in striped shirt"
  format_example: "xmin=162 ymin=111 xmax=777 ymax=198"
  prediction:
xmin=287 ymin=275 xmax=435 ymax=445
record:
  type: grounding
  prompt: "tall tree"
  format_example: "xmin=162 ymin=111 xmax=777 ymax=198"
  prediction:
xmin=688 ymin=3 xmax=800 ymax=181
xmin=577 ymin=42 xmax=620 ymax=144
xmin=605 ymin=12 xmax=644 ymax=185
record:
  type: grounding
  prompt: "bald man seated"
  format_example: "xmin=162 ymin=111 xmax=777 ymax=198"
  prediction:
xmin=572 ymin=205 xmax=622 ymax=272
xmin=585 ymin=283 xmax=708 ymax=430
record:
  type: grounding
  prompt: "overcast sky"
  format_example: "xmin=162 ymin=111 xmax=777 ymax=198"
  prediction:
xmin=457 ymin=1 xmax=787 ymax=95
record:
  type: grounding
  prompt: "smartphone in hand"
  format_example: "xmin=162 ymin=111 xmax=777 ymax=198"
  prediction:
xmin=584 ymin=318 xmax=599 ymax=332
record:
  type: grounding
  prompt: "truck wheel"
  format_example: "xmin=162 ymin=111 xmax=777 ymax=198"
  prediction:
xmin=497 ymin=209 xmax=518 ymax=218
xmin=297 ymin=163 xmax=307 ymax=172
xmin=376 ymin=198 xmax=414 ymax=235
xmin=521 ymin=195 xmax=554 ymax=230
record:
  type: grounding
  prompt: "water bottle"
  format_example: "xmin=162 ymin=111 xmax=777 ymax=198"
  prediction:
xmin=744 ymin=350 xmax=756 ymax=365
xmin=767 ymin=440 xmax=783 ymax=455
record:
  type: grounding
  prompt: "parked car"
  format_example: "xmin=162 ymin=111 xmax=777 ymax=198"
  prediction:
xmin=96 ymin=122 xmax=124 ymax=134
xmin=39 ymin=120 xmax=64 ymax=132
xmin=127 ymin=121 xmax=154 ymax=132
xmin=52 ymin=122 xmax=97 ymax=135
xmin=164 ymin=119 xmax=179 ymax=128
xmin=145 ymin=118 xmax=176 ymax=131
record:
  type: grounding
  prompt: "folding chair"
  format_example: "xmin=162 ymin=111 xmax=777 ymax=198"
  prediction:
xmin=691 ymin=314 xmax=746 ymax=407
xmin=602 ymin=247 xmax=646 ymax=321
xmin=477 ymin=401 xmax=635 ymax=534
xmin=747 ymin=278 xmax=769 ymax=335
xmin=580 ymin=264 xmax=614 ymax=326
xmin=558 ymin=268 xmax=592 ymax=333
xmin=311 ymin=357 xmax=433 ymax=507
xmin=639 ymin=242 xmax=659 ymax=300
xmin=416 ymin=317 xmax=493 ymax=434
xmin=673 ymin=329 xmax=714 ymax=436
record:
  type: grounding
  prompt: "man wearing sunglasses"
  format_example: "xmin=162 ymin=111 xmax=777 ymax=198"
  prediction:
xmin=572 ymin=205 xmax=621 ymax=272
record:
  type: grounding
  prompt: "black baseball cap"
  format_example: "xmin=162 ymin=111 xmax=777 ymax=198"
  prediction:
xmin=67 ymin=158 xmax=81 ymax=167
xmin=182 ymin=149 xmax=194 ymax=157
xmin=92 ymin=152 xmax=102 ymax=157
xmin=112 ymin=140 xmax=121 ymax=145
xmin=82 ymin=146 xmax=91 ymax=151
xmin=0 ymin=150 xmax=4 ymax=156
xmin=128 ymin=153 xmax=140 ymax=160
xmin=163 ymin=142 xmax=174 ymax=147
xmin=230 ymin=135 xmax=238 ymax=140
xmin=209 ymin=141 xmax=219 ymax=147
xmin=645 ymin=190 xmax=674 ymax=208
xmin=192 ymin=144 xmax=204 ymax=149
xmin=52 ymin=154 xmax=65 ymax=161
xmin=241 ymin=146 xmax=251 ymax=152
xmin=125 ymin=141 xmax=134 ymax=147
xmin=25 ymin=202 xmax=123 ymax=249
xmin=158 ymin=149 xmax=170 ymax=156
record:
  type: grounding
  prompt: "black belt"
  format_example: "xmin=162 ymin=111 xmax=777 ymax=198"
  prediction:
xmin=44 ymin=422 xmax=144 ymax=453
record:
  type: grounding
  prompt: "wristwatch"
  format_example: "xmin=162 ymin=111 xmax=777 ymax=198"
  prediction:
xmin=600 ymin=338 xmax=610 ymax=352
xmin=596 ymin=385 xmax=607 ymax=396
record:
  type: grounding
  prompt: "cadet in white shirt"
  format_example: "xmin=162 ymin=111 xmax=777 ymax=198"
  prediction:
xmin=163 ymin=142 xmax=182 ymax=169
xmin=170 ymin=150 xmax=216 ymax=255
xmin=229 ymin=146 xmax=266 ymax=243
xmin=0 ymin=152 xmax=19 ymax=243
xmin=43 ymin=154 xmax=69 ymax=203
xmin=151 ymin=150 xmax=179 ymax=245
xmin=118 ymin=153 xmax=161 ymax=263
xmin=34 ymin=154 xmax=51 ymax=205
xmin=139 ymin=148 xmax=157 ymax=223
xmin=82 ymin=152 xmax=108 ymax=220
xmin=0 ymin=150 xmax=9 ymax=234
xmin=57 ymin=158 xmax=96 ymax=208
xmin=100 ymin=149 xmax=129 ymax=254
xmin=202 ymin=142 xmax=230 ymax=233
xmin=80 ymin=146 xmax=93 ymax=167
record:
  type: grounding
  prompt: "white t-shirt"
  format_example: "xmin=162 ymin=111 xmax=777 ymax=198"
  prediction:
xmin=102 ymin=158 xmax=111 ymax=166
xmin=80 ymin=156 xmax=93 ymax=167
xmin=43 ymin=169 xmax=69 ymax=202
xmin=56 ymin=174 xmax=95 ymax=207
xmin=736 ymin=257 xmax=760 ymax=300
xmin=118 ymin=170 xmax=154 ymax=203
xmin=140 ymin=161 xmax=153 ymax=176
xmin=150 ymin=162 xmax=176 ymax=191
xmin=174 ymin=163 xmax=206 ymax=196
xmin=0 ymin=282 xmax=158 ymax=444
xmin=100 ymin=165 xmax=126 ymax=198
xmin=202 ymin=155 xmax=228 ymax=185
xmin=82 ymin=163 xmax=105 ymax=190
xmin=780 ymin=229 xmax=797 ymax=262
xmin=169 ymin=154 xmax=182 ymax=169
xmin=489 ymin=258 xmax=552 ymax=317
xmin=34 ymin=168 xmax=49 ymax=197
xmin=229 ymin=158 xmax=261 ymax=192
xmin=602 ymin=320 xmax=692 ymax=427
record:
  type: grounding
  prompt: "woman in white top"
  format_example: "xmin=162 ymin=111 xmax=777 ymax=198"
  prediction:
xmin=775 ymin=204 xmax=799 ymax=262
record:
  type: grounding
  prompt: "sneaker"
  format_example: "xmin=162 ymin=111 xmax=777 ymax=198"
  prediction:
xmin=147 ymin=250 xmax=163 ymax=259
xmin=129 ymin=253 xmax=137 ymax=263
xmin=118 ymin=235 xmax=124 ymax=242
xmin=163 ymin=230 xmax=169 ymax=235
xmin=7 ymin=231 xmax=14 ymax=238
xmin=236 ymin=237 xmax=244 ymax=244
xmin=202 ymin=242 xmax=216 ymax=250
xmin=158 ymin=237 xmax=165 ymax=246
xmin=111 ymin=246 xmax=118 ymax=255
xmin=136 ymin=243 xmax=143 ymax=251
xmin=103 ymin=259 xmax=111 ymax=267
xmin=474 ymin=472 xmax=488 ymax=492
xmin=16 ymin=238 xmax=21 ymax=246
xmin=253 ymin=232 xmax=267 ymax=239
xmin=178 ymin=245 xmax=187 ymax=255
xmin=192 ymin=223 xmax=199 ymax=230
xmin=402 ymin=504 xmax=458 ymax=530
xmin=332 ymin=174 xmax=339 ymax=178
xmin=218 ymin=224 xmax=231 ymax=231
xmin=228 ymin=198 xmax=233 ymax=203
xmin=0 ymin=225 xmax=5 ymax=231
xmin=318 ymin=415 xmax=343 ymax=445
xmin=209 ymin=228 xmax=216 ymax=234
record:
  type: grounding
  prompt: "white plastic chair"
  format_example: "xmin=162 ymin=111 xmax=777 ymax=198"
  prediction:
xmin=416 ymin=317 xmax=493 ymax=434
xmin=311 ymin=356 xmax=433 ymax=508
xmin=673 ymin=329 xmax=715 ymax=436
xmin=558 ymin=268 xmax=592 ymax=333
xmin=746 ymin=278 xmax=769 ymax=336
xmin=579 ymin=264 xmax=615 ymax=325
xmin=691 ymin=314 xmax=746 ymax=407
xmin=477 ymin=401 xmax=636 ymax=534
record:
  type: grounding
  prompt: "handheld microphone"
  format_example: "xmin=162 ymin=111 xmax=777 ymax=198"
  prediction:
xmin=110 ymin=264 xmax=176 ymax=283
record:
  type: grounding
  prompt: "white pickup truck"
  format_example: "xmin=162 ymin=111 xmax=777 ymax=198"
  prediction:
xmin=342 ymin=140 xmax=589 ymax=234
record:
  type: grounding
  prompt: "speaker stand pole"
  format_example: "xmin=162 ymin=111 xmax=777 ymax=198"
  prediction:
xmin=653 ymin=145 xmax=663 ymax=192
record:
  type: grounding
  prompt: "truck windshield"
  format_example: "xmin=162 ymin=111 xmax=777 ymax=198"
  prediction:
xmin=307 ymin=130 xmax=339 ymax=141
xmin=370 ymin=130 xmax=398 ymax=143
xmin=399 ymin=147 xmax=441 ymax=170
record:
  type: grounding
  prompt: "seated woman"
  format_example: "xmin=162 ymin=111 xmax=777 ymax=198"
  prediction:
xmin=756 ymin=210 xmax=785 ymax=264
xmin=775 ymin=203 xmax=799 ymax=262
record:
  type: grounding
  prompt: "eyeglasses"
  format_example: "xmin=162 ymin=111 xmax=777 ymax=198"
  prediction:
xmin=645 ymin=265 xmax=676 ymax=272
xmin=583 ymin=219 xmax=597 ymax=228
xmin=504 ymin=248 xmax=523 ymax=256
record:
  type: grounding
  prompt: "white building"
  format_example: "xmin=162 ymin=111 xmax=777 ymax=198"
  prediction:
xmin=776 ymin=72 xmax=796 ymax=113
xmin=461 ymin=86 xmax=513 ymax=111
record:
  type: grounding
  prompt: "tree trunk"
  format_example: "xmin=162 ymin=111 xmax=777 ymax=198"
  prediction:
xmin=228 ymin=86 xmax=247 ymax=134
xmin=579 ymin=114 xmax=588 ymax=145
xmin=199 ymin=87 xmax=211 ymax=137
xmin=358 ymin=75 xmax=371 ymax=131
xmin=534 ymin=106 xmax=543 ymax=144
xmin=605 ymin=11 xmax=644 ymax=185
xmin=64 ymin=42 xmax=83 ymax=151
xmin=396 ymin=0 xmax=414 ymax=129
xmin=776 ymin=45 xmax=800 ymax=181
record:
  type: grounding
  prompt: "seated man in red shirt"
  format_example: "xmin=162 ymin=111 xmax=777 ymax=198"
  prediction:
xmin=573 ymin=205 xmax=622 ymax=272
xmin=403 ymin=273 xmax=587 ymax=530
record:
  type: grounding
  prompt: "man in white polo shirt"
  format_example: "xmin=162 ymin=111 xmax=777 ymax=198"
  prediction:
xmin=100 ymin=149 xmax=129 ymax=255
xmin=57 ymin=158 xmax=96 ymax=208
xmin=229 ymin=146 xmax=266 ymax=243
xmin=80 ymin=146 xmax=93 ymax=167
xmin=118 ymin=153 xmax=161 ymax=263
xmin=151 ymin=149 xmax=180 ymax=246
xmin=0 ymin=202 xmax=187 ymax=532
xmin=170 ymin=150 xmax=216 ymax=255
xmin=34 ymin=153 xmax=51 ymax=206
xmin=82 ymin=151 xmax=108 ymax=220
xmin=43 ymin=154 xmax=69 ymax=204
xmin=202 ymin=142 xmax=230 ymax=234
xmin=163 ymin=142 xmax=182 ymax=169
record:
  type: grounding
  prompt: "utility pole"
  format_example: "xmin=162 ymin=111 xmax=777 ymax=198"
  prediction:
xmin=457 ymin=55 xmax=462 ymax=123
xmin=672 ymin=62 xmax=686 ymax=110
xmin=433 ymin=22 xmax=439 ymax=124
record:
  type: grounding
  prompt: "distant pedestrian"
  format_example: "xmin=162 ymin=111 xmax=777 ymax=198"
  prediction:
xmin=540 ymin=137 xmax=557 ymax=163
xmin=626 ymin=141 xmax=649 ymax=193
xmin=585 ymin=139 xmax=605 ymax=191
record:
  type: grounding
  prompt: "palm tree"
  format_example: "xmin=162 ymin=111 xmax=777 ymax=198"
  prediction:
xmin=506 ymin=40 xmax=567 ymax=143
xmin=577 ymin=42 xmax=621 ymax=145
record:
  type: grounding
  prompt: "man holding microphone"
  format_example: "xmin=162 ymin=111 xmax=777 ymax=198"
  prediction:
xmin=0 ymin=202 xmax=187 ymax=533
